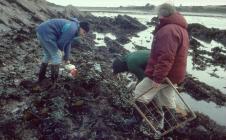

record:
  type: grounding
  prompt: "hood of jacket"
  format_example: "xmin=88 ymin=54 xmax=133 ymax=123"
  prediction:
xmin=154 ymin=12 xmax=188 ymax=33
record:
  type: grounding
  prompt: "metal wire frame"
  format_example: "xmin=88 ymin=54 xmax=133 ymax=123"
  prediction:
xmin=129 ymin=78 xmax=196 ymax=137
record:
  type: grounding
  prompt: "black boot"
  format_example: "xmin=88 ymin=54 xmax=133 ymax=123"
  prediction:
xmin=38 ymin=63 xmax=48 ymax=82
xmin=51 ymin=64 xmax=59 ymax=84
xmin=163 ymin=107 xmax=177 ymax=130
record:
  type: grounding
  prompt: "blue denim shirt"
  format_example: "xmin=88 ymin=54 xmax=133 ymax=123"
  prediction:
xmin=36 ymin=18 xmax=79 ymax=60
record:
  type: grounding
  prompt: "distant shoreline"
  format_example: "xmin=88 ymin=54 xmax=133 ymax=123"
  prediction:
xmin=78 ymin=9 xmax=226 ymax=18
xmin=47 ymin=2 xmax=226 ymax=18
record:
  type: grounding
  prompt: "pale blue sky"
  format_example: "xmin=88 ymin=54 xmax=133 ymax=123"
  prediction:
xmin=46 ymin=0 xmax=226 ymax=7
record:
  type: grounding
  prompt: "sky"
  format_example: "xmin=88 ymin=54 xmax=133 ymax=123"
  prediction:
xmin=46 ymin=0 xmax=226 ymax=7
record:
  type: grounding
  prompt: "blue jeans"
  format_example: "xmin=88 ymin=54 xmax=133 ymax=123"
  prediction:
xmin=37 ymin=33 xmax=62 ymax=64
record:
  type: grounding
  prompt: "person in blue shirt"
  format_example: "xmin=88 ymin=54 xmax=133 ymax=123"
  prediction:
xmin=36 ymin=18 xmax=90 ymax=84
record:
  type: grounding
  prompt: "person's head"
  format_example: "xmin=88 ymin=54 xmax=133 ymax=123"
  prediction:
xmin=79 ymin=21 xmax=90 ymax=37
xmin=156 ymin=3 xmax=176 ymax=18
xmin=112 ymin=57 xmax=128 ymax=75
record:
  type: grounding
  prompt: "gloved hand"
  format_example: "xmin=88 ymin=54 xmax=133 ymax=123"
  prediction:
xmin=64 ymin=64 xmax=77 ymax=78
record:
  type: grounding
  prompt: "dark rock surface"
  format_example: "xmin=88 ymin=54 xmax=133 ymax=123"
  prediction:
xmin=188 ymin=23 xmax=226 ymax=46
xmin=91 ymin=15 xmax=147 ymax=37
xmin=116 ymin=36 xmax=131 ymax=44
xmin=147 ymin=16 xmax=159 ymax=26
xmin=174 ymin=112 xmax=226 ymax=140
xmin=133 ymin=43 xmax=150 ymax=50
xmin=187 ymin=24 xmax=226 ymax=69
xmin=104 ymin=37 xmax=129 ymax=54
xmin=1 ymin=0 xmax=226 ymax=140
xmin=182 ymin=75 xmax=226 ymax=106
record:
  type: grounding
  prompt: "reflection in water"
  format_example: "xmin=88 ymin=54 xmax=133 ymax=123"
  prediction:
xmin=181 ymin=93 xmax=226 ymax=126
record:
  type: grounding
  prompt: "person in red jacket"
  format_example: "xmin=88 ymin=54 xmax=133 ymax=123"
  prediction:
xmin=134 ymin=3 xmax=189 ymax=129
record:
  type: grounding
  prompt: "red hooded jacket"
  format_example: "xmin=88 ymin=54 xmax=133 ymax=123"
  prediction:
xmin=145 ymin=12 xmax=189 ymax=84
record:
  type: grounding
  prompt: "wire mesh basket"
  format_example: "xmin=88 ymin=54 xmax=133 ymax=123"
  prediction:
xmin=130 ymin=78 xmax=196 ymax=138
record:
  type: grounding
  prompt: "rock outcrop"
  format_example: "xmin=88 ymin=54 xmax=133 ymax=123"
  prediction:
xmin=1 ymin=1 xmax=226 ymax=140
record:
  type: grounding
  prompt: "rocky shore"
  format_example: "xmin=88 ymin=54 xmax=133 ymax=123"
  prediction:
xmin=0 ymin=0 xmax=226 ymax=139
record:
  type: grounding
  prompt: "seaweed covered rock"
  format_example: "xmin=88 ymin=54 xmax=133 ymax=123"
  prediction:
xmin=182 ymin=75 xmax=226 ymax=106
xmin=148 ymin=16 xmax=159 ymax=26
xmin=91 ymin=15 xmax=147 ymax=37
xmin=104 ymin=37 xmax=129 ymax=54
xmin=175 ymin=112 xmax=226 ymax=140
xmin=116 ymin=36 xmax=131 ymax=44
xmin=114 ymin=15 xmax=147 ymax=32
xmin=188 ymin=23 xmax=226 ymax=46
xmin=1 ymin=0 xmax=226 ymax=140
